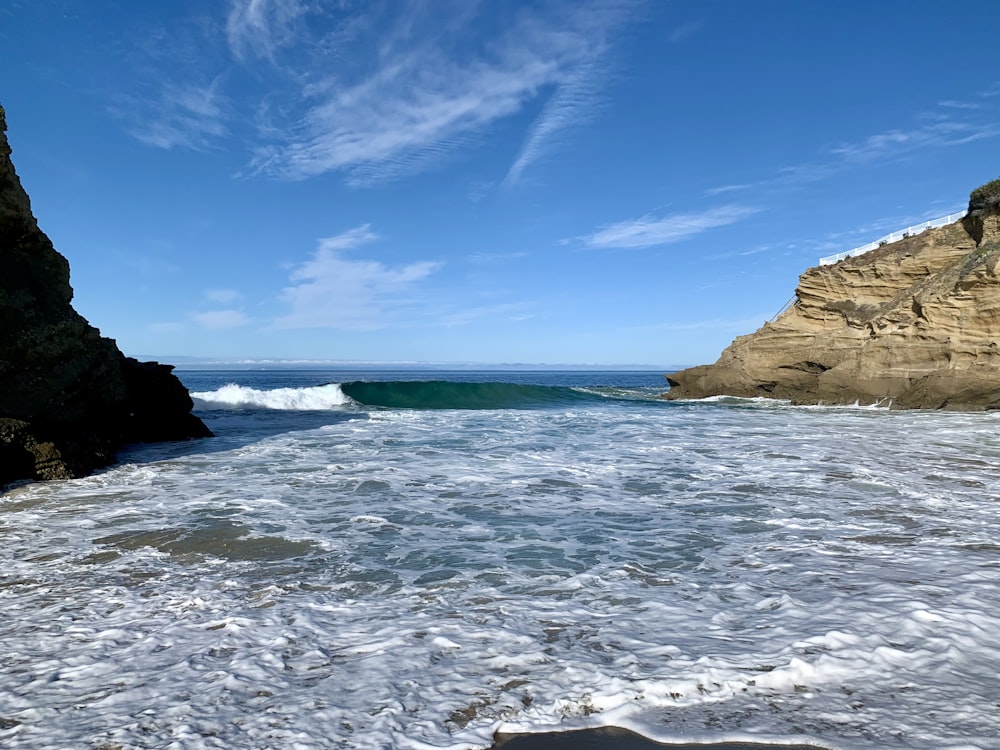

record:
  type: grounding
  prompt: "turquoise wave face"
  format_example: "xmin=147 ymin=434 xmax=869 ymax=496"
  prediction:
xmin=340 ymin=380 xmax=600 ymax=409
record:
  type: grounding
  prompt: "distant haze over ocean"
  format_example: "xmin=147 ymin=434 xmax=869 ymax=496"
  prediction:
xmin=139 ymin=357 xmax=687 ymax=371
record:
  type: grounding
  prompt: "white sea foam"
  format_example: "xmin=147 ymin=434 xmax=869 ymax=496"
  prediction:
xmin=192 ymin=383 xmax=351 ymax=410
xmin=2 ymin=382 xmax=999 ymax=749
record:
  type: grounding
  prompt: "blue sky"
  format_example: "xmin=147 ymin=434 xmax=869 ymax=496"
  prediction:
xmin=2 ymin=0 xmax=998 ymax=367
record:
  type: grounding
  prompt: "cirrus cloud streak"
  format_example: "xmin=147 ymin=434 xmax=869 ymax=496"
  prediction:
xmin=583 ymin=205 xmax=759 ymax=249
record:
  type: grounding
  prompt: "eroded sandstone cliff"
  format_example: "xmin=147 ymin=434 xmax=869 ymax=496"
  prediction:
xmin=665 ymin=182 xmax=1000 ymax=410
xmin=1 ymin=106 xmax=211 ymax=486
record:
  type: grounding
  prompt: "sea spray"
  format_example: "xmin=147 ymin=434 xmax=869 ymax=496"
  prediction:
xmin=192 ymin=382 xmax=352 ymax=410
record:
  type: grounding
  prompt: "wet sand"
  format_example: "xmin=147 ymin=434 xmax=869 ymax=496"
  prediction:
xmin=492 ymin=726 xmax=828 ymax=750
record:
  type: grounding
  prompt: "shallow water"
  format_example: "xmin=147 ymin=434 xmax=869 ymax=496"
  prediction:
xmin=2 ymin=370 xmax=998 ymax=749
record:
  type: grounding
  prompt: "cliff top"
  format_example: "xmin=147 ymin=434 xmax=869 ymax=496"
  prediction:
xmin=969 ymin=177 xmax=1000 ymax=214
xmin=665 ymin=174 xmax=1000 ymax=410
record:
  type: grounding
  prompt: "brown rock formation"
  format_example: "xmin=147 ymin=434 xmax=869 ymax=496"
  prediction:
xmin=664 ymin=183 xmax=1000 ymax=410
xmin=1 ymin=105 xmax=211 ymax=487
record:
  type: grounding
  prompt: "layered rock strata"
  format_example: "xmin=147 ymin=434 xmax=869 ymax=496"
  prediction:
xmin=665 ymin=188 xmax=1000 ymax=410
xmin=1 ymin=106 xmax=211 ymax=486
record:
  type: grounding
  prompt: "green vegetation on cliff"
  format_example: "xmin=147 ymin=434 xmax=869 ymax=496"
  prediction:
xmin=969 ymin=177 xmax=1000 ymax=211
xmin=964 ymin=177 xmax=1000 ymax=245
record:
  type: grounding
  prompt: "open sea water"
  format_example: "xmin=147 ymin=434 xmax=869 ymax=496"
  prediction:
xmin=2 ymin=369 xmax=999 ymax=750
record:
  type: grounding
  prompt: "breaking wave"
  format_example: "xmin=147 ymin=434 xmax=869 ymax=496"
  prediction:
xmin=191 ymin=383 xmax=351 ymax=410
xmin=190 ymin=380 xmax=665 ymax=412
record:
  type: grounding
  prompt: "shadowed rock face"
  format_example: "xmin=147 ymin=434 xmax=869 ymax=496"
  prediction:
xmin=0 ymin=106 xmax=211 ymax=486
xmin=665 ymin=189 xmax=1000 ymax=410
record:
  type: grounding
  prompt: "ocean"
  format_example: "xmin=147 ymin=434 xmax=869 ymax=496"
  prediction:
xmin=1 ymin=369 xmax=998 ymax=750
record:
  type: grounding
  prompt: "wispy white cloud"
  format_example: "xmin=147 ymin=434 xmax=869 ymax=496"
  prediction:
xmin=238 ymin=1 xmax=640 ymax=184
xmin=273 ymin=225 xmax=442 ymax=330
xmin=706 ymin=97 xmax=1000 ymax=198
xmin=125 ymin=79 xmax=229 ymax=150
xmin=503 ymin=2 xmax=637 ymax=186
xmin=829 ymin=119 xmax=1000 ymax=162
xmin=192 ymin=287 xmax=249 ymax=330
xmin=258 ymin=49 xmax=563 ymax=181
xmin=583 ymin=205 xmax=759 ymax=249
xmin=503 ymin=57 xmax=599 ymax=187
xmin=938 ymin=99 xmax=982 ymax=110
xmin=310 ymin=224 xmax=378 ymax=252
xmin=118 ymin=1 xmax=640 ymax=184
xmin=226 ymin=0 xmax=308 ymax=62
xmin=192 ymin=309 xmax=251 ymax=329
xmin=704 ymin=183 xmax=753 ymax=197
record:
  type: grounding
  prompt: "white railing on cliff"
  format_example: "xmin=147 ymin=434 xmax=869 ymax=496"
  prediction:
xmin=819 ymin=210 xmax=967 ymax=266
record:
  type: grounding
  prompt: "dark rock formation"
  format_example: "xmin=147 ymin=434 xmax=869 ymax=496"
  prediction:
xmin=0 ymin=105 xmax=211 ymax=487
xmin=665 ymin=179 xmax=1000 ymax=410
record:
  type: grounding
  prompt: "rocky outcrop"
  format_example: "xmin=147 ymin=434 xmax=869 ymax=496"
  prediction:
xmin=665 ymin=182 xmax=1000 ymax=410
xmin=0 ymin=105 xmax=211 ymax=487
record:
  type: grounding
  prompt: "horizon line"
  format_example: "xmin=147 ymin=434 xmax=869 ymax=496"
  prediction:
xmin=137 ymin=356 xmax=687 ymax=371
